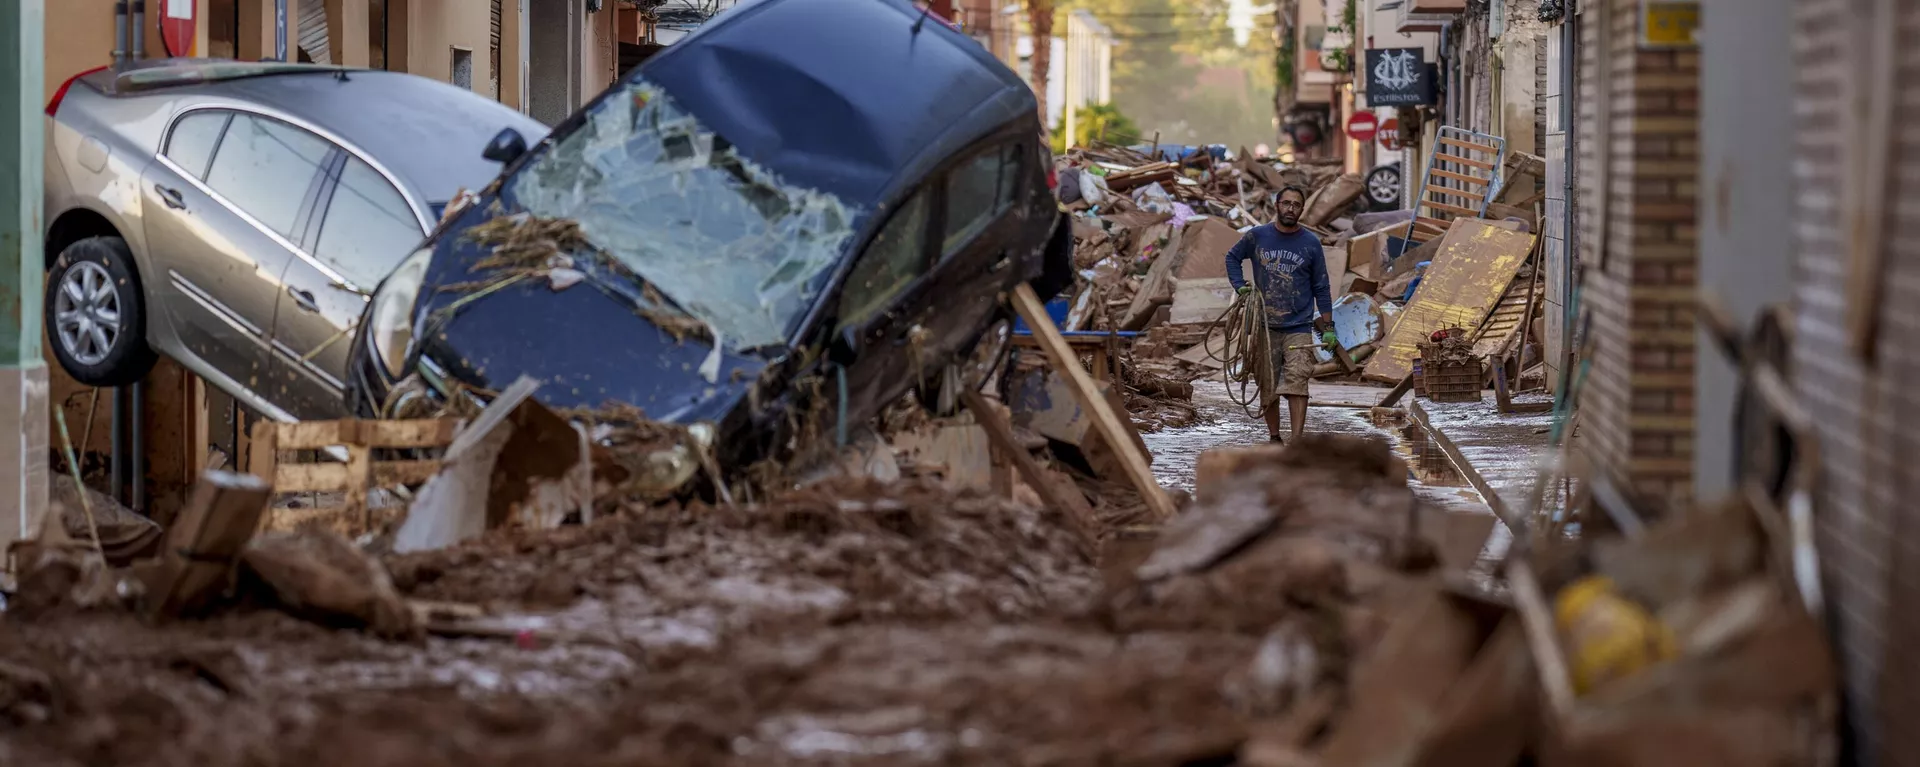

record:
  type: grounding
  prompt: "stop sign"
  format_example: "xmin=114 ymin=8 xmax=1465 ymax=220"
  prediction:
xmin=1378 ymin=118 xmax=1403 ymax=151
xmin=1346 ymin=111 xmax=1379 ymax=142
xmin=160 ymin=0 xmax=196 ymax=57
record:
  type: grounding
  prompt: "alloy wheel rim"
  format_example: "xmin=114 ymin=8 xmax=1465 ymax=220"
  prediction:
xmin=1370 ymin=171 xmax=1400 ymax=203
xmin=54 ymin=261 xmax=122 ymax=366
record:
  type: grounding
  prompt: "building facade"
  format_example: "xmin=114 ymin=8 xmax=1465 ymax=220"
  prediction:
xmin=42 ymin=0 xmax=711 ymax=127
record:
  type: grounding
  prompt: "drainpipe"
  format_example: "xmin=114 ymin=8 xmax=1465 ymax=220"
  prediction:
xmin=132 ymin=0 xmax=146 ymax=60
xmin=113 ymin=0 xmax=129 ymax=67
xmin=275 ymin=0 xmax=288 ymax=60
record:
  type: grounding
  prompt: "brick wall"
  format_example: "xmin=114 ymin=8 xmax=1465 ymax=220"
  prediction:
xmin=1574 ymin=0 xmax=1699 ymax=508
xmin=1790 ymin=0 xmax=1920 ymax=762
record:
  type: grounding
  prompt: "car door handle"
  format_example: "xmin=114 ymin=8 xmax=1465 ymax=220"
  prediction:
xmin=155 ymin=184 xmax=186 ymax=210
xmin=287 ymin=287 xmax=319 ymax=313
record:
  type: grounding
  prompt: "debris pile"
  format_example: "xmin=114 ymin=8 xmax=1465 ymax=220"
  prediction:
xmin=0 ymin=434 xmax=1492 ymax=766
xmin=1048 ymin=144 xmax=1398 ymax=407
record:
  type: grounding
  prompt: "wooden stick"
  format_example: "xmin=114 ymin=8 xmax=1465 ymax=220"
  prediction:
xmin=1377 ymin=373 xmax=1415 ymax=408
xmin=961 ymin=389 xmax=1096 ymax=548
xmin=53 ymin=408 xmax=103 ymax=555
xmin=1010 ymin=283 xmax=1176 ymax=520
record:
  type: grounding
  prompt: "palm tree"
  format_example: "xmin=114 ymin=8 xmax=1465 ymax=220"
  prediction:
xmin=1028 ymin=0 xmax=1053 ymax=118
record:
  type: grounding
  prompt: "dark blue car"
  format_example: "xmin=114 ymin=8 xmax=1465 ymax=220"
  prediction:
xmin=346 ymin=0 xmax=1073 ymax=466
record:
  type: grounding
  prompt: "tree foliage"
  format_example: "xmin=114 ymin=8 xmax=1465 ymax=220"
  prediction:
xmin=1052 ymin=103 xmax=1143 ymax=153
xmin=1051 ymin=0 xmax=1278 ymax=149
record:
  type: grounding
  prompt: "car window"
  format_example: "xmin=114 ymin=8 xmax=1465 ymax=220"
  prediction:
xmin=204 ymin=114 xmax=332 ymax=237
xmin=315 ymin=157 xmax=423 ymax=286
xmin=941 ymin=142 xmax=1022 ymax=257
xmin=165 ymin=111 xmax=229 ymax=180
xmin=837 ymin=190 xmax=931 ymax=331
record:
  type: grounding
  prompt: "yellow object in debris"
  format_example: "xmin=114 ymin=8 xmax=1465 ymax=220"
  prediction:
xmin=1553 ymin=575 xmax=1677 ymax=695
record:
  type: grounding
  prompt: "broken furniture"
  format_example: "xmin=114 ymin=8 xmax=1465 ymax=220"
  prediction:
xmin=1400 ymin=126 xmax=1505 ymax=248
xmin=246 ymin=417 xmax=459 ymax=537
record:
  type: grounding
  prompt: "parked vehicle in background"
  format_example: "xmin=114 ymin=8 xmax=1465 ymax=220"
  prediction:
xmin=348 ymin=0 xmax=1075 ymax=468
xmin=42 ymin=59 xmax=547 ymax=421
xmin=1365 ymin=161 xmax=1403 ymax=211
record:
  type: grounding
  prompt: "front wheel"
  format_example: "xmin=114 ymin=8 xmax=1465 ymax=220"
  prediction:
xmin=1365 ymin=165 xmax=1402 ymax=210
xmin=46 ymin=236 xmax=158 ymax=387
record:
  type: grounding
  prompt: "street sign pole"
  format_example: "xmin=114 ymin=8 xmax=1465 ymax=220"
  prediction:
xmin=275 ymin=0 xmax=287 ymax=60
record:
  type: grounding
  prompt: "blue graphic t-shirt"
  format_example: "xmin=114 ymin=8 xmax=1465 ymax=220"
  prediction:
xmin=1223 ymin=224 xmax=1332 ymax=332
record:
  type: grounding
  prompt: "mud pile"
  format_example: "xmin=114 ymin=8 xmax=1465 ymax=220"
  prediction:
xmin=0 ymin=438 xmax=1456 ymax=766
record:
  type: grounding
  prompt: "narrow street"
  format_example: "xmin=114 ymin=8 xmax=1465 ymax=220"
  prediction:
xmin=1144 ymin=380 xmax=1489 ymax=515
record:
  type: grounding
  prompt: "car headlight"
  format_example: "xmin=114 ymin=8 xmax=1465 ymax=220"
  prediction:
xmin=368 ymin=247 xmax=433 ymax=378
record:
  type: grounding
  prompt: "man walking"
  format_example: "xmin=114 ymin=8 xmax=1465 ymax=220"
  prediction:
xmin=1224 ymin=185 xmax=1337 ymax=443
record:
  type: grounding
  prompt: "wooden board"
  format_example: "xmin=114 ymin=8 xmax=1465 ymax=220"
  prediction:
xmin=1470 ymin=273 xmax=1539 ymax=360
xmin=1430 ymin=168 xmax=1492 ymax=187
xmin=1365 ymin=219 xmax=1537 ymax=383
xmin=1436 ymin=152 xmax=1498 ymax=171
xmin=1011 ymin=284 xmax=1176 ymax=520
xmin=140 ymin=470 xmax=274 ymax=618
xmin=1439 ymin=136 xmax=1502 ymax=155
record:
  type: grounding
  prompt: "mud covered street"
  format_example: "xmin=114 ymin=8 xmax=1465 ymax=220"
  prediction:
xmin=0 ymin=406 xmax=1468 ymax=766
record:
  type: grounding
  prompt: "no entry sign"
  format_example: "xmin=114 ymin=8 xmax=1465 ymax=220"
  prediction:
xmin=1346 ymin=111 xmax=1379 ymax=143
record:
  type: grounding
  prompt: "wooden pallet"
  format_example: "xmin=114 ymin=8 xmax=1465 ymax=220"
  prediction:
xmin=247 ymin=417 xmax=460 ymax=537
xmin=1402 ymin=127 xmax=1506 ymax=246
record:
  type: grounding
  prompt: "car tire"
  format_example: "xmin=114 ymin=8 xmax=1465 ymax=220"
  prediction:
xmin=1365 ymin=165 xmax=1402 ymax=210
xmin=45 ymin=236 xmax=157 ymax=387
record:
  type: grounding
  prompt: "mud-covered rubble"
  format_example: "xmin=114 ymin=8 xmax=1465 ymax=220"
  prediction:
xmin=0 ymin=435 xmax=1463 ymax=766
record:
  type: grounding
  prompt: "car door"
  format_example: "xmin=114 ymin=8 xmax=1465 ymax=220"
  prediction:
xmin=912 ymin=139 xmax=1029 ymax=362
xmin=269 ymin=153 xmax=427 ymax=420
xmin=832 ymin=186 xmax=935 ymax=421
xmin=141 ymin=109 xmax=330 ymax=398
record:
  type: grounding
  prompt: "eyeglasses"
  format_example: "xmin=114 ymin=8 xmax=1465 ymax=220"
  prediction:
xmin=1277 ymin=200 xmax=1304 ymax=209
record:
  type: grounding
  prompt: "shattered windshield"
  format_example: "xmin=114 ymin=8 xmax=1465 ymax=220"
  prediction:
xmin=506 ymin=80 xmax=861 ymax=351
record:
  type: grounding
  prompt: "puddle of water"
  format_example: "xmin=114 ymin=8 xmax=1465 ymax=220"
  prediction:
xmin=1143 ymin=382 xmax=1491 ymax=516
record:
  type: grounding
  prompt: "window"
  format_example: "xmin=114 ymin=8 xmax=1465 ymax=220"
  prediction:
xmin=941 ymin=143 xmax=1022 ymax=256
xmin=165 ymin=111 xmax=230 ymax=180
xmin=316 ymin=157 xmax=422 ymax=286
xmin=204 ymin=114 xmax=331 ymax=236
xmin=451 ymin=47 xmax=474 ymax=90
xmin=837 ymin=191 xmax=930 ymax=331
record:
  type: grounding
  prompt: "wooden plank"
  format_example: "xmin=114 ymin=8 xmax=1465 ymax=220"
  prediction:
xmin=274 ymin=418 xmax=458 ymax=450
xmin=246 ymin=420 xmax=280 ymax=483
xmin=962 ymin=389 xmax=1096 ymax=548
xmin=142 ymin=470 xmax=275 ymax=618
xmin=1429 ymin=168 xmax=1492 ymax=186
xmin=1365 ymin=220 xmax=1536 ymax=383
xmin=276 ymin=463 xmax=350 ymax=493
xmin=1435 ymin=152 xmax=1498 ymax=171
xmin=1438 ymin=136 xmax=1502 ymax=155
xmin=1011 ymin=283 xmax=1175 ymax=521
xmin=1424 ymin=200 xmax=1484 ymax=218
xmin=1414 ymin=215 xmax=1453 ymax=232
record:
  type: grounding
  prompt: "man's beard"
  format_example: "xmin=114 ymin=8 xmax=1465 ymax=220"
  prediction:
xmin=1278 ymin=210 xmax=1300 ymax=226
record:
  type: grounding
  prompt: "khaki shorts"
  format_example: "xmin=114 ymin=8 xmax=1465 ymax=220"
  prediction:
xmin=1267 ymin=330 xmax=1315 ymax=399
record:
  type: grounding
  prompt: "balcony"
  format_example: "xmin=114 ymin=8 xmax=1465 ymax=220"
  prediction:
xmin=1379 ymin=0 xmax=1464 ymax=34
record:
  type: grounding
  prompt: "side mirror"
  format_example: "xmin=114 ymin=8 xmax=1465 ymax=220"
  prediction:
xmin=482 ymin=128 xmax=528 ymax=165
xmin=826 ymin=326 xmax=860 ymax=367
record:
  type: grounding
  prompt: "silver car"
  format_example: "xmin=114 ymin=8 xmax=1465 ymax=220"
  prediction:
xmin=43 ymin=59 xmax=546 ymax=421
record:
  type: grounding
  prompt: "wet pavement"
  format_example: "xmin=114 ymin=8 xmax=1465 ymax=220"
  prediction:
xmin=1142 ymin=380 xmax=1491 ymax=516
xmin=1411 ymin=393 xmax=1573 ymax=517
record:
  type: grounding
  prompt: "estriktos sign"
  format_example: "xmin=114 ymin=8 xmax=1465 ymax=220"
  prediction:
xmin=1365 ymin=48 xmax=1435 ymax=107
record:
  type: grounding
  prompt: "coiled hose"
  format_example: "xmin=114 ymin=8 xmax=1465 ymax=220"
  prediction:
xmin=1203 ymin=290 xmax=1276 ymax=419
